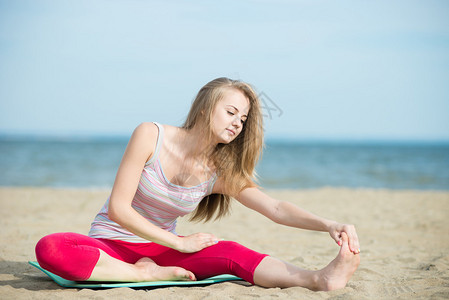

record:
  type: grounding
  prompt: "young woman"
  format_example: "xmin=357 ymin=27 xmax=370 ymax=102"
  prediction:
xmin=36 ymin=77 xmax=360 ymax=291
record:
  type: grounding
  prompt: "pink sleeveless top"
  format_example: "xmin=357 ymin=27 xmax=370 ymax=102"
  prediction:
xmin=88 ymin=122 xmax=218 ymax=243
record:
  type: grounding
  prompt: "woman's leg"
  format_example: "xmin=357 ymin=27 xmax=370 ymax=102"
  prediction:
xmin=89 ymin=250 xmax=195 ymax=281
xmin=139 ymin=240 xmax=268 ymax=284
xmin=35 ymin=232 xmax=194 ymax=282
xmin=253 ymin=232 xmax=360 ymax=291
xmin=112 ymin=234 xmax=358 ymax=290
xmin=39 ymin=231 xmax=358 ymax=287
xmin=36 ymin=232 xmax=109 ymax=281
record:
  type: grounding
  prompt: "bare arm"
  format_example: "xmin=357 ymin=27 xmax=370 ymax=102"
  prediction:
xmin=236 ymin=187 xmax=334 ymax=231
xmin=236 ymin=187 xmax=360 ymax=254
xmin=108 ymin=123 xmax=218 ymax=253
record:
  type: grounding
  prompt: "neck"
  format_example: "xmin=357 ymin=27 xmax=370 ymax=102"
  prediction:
xmin=178 ymin=125 xmax=217 ymax=162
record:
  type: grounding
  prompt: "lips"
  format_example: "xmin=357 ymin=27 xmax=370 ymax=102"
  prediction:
xmin=226 ymin=129 xmax=236 ymax=135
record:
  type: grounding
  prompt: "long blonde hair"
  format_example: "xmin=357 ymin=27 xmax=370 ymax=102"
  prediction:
xmin=183 ymin=77 xmax=264 ymax=222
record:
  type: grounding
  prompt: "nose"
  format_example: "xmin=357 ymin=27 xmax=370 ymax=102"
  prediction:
xmin=231 ymin=115 xmax=241 ymax=128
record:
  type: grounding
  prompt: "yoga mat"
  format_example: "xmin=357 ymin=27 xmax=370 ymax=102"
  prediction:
xmin=29 ymin=261 xmax=242 ymax=288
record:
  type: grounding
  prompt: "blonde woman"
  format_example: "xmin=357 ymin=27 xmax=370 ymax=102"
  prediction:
xmin=35 ymin=77 xmax=360 ymax=291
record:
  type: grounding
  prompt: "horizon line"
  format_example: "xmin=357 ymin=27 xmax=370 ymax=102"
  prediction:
xmin=1 ymin=132 xmax=448 ymax=145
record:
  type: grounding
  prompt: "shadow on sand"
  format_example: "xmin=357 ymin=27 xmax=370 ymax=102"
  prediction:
xmin=0 ymin=260 xmax=63 ymax=291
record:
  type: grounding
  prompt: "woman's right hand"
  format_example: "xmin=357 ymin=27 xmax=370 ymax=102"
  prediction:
xmin=175 ymin=233 xmax=220 ymax=253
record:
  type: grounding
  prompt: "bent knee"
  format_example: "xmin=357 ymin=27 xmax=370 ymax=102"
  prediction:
xmin=35 ymin=233 xmax=78 ymax=278
xmin=35 ymin=232 xmax=98 ymax=281
xmin=35 ymin=233 xmax=67 ymax=266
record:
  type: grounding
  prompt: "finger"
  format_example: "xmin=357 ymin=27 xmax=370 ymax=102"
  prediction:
xmin=352 ymin=233 xmax=361 ymax=254
xmin=346 ymin=231 xmax=355 ymax=252
xmin=336 ymin=232 xmax=343 ymax=246
xmin=352 ymin=234 xmax=361 ymax=254
xmin=193 ymin=234 xmax=216 ymax=244
xmin=350 ymin=229 xmax=360 ymax=251
xmin=329 ymin=231 xmax=342 ymax=246
xmin=199 ymin=233 xmax=219 ymax=243
xmin=341 ymin=231 xmax=349 ymax=243
xmin=204 ymin=237 xmax=218 ymax=245
xmin=209 ymin=234 xmax=219 ymax=242
xmin=199 ymin=237 xmax=219 ymax=249
xmin=341 ymin=231 xmax=355 ymax=252
xmin=346 ymin=227 xmax=360 ymax=254
xmin=207 ymin=234 xmax=220 ymax=244
xmin=344 ymin=231 xmax=357 ymax=254
xmin=347 ymin=233 xmax=357 ymax=253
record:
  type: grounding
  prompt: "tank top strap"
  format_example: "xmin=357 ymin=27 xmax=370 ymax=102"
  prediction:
xmin=145 ymin=122 xmax=164 ymax=166
xmin=206 ymin=172 xmax=218 ymax=195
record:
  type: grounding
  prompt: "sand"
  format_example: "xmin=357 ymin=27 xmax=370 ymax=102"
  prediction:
xmin=0 ymin=187 xmax=448 ymax=299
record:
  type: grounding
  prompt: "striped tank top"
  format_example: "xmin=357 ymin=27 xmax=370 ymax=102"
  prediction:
xmin=88 ymin=122 xmax=218 ymax=243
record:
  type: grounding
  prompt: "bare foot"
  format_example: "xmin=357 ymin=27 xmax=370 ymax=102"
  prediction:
xmin=134 ymin=257 xmax=196 ymax=281
xmin=316 ymin=232 xmax=360 ymax=291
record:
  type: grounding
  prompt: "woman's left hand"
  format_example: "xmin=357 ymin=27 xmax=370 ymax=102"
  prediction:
xmin=328 ymin=222 xmax=360 ymax=254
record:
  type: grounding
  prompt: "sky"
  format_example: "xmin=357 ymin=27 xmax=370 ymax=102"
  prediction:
xmin=1 ymin=0 xmax=448 ymax=141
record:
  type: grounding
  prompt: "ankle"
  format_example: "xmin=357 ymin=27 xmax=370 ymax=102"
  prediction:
xmin=133 ymin=263 xmax=149 ymax=281
xmin=310 ymin=271 xmax=324 ymax=291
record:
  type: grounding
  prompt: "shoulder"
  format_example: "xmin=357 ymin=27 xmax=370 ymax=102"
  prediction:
xmin=132 ymin=122 xmax=165 ymax=144
xmin=131 ymin=122 xmax=181 ymax=162
xmin=127 ymin=122 xmax=160 ymax=162
xmin=134 ymin=122 xmax=159 ymax=136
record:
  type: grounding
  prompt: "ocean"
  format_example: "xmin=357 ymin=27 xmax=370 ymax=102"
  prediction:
xmin=1 ymin=138 xmax=448 ymax=190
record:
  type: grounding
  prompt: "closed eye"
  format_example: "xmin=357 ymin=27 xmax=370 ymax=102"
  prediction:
xmin=228 ymin=111 xmax=246 ymax=125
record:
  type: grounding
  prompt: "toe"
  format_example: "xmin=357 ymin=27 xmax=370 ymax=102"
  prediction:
xmin=188 ymin=272 xmax=196 ymax=281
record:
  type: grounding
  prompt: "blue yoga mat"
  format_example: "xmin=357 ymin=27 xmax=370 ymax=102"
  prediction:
xmin=29 ymin=261 xmax=242 ymax=288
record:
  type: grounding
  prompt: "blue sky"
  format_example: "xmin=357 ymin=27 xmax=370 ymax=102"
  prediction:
xmin=1 ymin=0 xmax=448 ymax=141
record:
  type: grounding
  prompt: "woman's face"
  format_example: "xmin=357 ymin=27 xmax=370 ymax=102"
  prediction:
xmin=211 ymin=88 xmax=250 ymax=144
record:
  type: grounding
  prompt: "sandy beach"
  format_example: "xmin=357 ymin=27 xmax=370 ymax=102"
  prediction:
xmin=0 ymin=187 xmax=448 ymax=299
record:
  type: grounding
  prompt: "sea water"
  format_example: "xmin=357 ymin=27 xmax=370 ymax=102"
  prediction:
xmin=1 ymin=138 xmax=448 ymax=190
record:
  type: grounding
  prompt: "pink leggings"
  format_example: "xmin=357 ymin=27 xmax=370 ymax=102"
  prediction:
xmin=35 ymin=232 xmax=268 ymax=284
